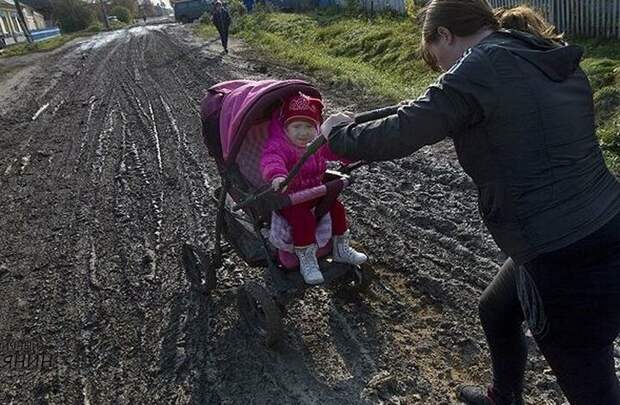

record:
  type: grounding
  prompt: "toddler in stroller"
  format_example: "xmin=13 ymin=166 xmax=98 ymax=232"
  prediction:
xmin=260 ymin=92 xmax=367 ymax=285
xmin=195 ymin=79 xmax=397 ymax=346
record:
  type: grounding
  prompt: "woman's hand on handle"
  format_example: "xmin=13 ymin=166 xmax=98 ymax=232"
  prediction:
xmin=271 ymin=176 xmax=287 ymax=192
xmin=321 ymin=112 xmax=355 ymax=140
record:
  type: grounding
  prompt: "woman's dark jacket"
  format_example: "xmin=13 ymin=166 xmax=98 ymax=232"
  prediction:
xmin=328 ymin=30 xmax=620 ymax=265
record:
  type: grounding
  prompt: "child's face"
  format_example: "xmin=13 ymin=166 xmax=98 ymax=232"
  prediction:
xmin=285 ymin=120 xmax=318 ymax=147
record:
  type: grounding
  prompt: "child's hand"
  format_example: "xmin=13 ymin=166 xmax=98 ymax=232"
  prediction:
xmin=271 ymin=176 xmax=287 ymax=192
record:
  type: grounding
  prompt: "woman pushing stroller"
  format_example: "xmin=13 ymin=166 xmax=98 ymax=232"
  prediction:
xmin=260 ymin=92 xmax=367 ymax=285
xmin=321 ymin=1 xmax=620 ymax=404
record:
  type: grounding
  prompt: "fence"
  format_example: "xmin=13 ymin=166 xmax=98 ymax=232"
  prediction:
xmin=31 ymin=27 xmax=61 ymax=42
xmin=320 ymin=0 xmax=620 ymax=39
xmin=358 ymin=0 xmax=406 ymax=13
xmin=488 ymin=0 xmax=620 ymax=39
xmin=317 ymin=0 xmax=408 ymax=13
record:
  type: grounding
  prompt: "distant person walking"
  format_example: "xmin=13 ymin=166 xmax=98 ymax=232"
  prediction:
xmin=212 ymin=0 xmax=231 ymax=54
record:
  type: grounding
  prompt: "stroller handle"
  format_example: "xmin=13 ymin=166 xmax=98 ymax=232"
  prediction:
xmin=354 ymin=105 xmax=400 ymax=124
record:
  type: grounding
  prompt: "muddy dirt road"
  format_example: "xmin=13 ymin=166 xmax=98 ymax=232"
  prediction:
xmin=0 ymin=23 xmax=616 ymax=404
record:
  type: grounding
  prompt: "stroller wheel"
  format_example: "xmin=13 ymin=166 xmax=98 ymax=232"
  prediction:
xmin=182 ymin=244 xmax=217 ymax=294
xmin=238 ymin=282 xmax=283 ymax=347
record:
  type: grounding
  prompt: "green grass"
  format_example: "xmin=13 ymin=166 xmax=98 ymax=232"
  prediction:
xmin=578 ymin=37 xmax=620 ymax=171
xmin=0 ymin=22 xmax=131 ymax=59
xmin=234 ymin=12 xmax=435 ymax=101
xmin=201 ymin=10 xmax=620 ymax=172
xmin=193 ymin=23 xmax=218 ymax=39
xmin=0 ymin=32 xmax=91 ymax=58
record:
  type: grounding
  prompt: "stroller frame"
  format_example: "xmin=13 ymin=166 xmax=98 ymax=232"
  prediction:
xmin=189 ymin=79 xmax=379 ymax=346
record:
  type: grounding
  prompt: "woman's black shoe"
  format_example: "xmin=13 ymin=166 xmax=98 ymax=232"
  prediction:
xmin=457 ymin=385 xmax=524 ymax=405
xmin=457 ymin=385 xmax=495 ymax=405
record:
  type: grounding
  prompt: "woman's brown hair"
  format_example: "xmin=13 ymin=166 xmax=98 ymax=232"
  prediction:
xmin=419 ymin=0 xmax=564 ymax=71
xmin=495 ymin=6 xmax=564 ymax=43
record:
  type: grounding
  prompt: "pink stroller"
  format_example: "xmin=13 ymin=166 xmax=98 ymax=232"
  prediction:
xmin=185 ymin=79 xmax=396 ymax=346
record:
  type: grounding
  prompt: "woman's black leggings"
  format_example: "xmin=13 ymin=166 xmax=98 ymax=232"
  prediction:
xmin=479 ymin=212 xmax=620 ymax=405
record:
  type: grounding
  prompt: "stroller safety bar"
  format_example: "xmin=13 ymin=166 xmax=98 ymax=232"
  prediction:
xmin=288 ymin=178 xmax=350 ymax=206
xmin=232 ymin=177 xmax=350 ymax=212
xmin=232 ymin=136 xmax=327 ymax=211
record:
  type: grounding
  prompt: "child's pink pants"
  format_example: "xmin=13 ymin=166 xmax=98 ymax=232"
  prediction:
xmin=279 ymin=198 xmax=348 ymax=246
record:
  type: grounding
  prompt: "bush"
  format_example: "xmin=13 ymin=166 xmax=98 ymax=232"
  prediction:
xmin=110 ymin=6 xmax=131 ymax=23
xmin=227 ymin=0 xmax=247 ymax=21
xmin=199 ymin=11 xmax=212 ymax=24
xmin=110 ymin=0 xmax=138 ymax=17
xmin=85 ymin=22 xmax=103 ymax=33
xmin=52 ymin=0 xmax=94 ymax=33
xmin=109 ymin=20 xmax=126 ymax=30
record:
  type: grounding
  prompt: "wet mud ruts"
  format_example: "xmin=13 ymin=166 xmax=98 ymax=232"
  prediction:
xmin=1 ymin=23 xmax=616 ymax=404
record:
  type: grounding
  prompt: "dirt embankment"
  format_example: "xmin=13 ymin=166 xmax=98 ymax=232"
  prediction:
xmin=1 ymin=23 xmax=615 ymax=404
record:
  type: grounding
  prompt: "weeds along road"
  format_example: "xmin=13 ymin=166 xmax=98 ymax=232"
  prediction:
xmin=0 ymin=22 xmax=600 ymax=404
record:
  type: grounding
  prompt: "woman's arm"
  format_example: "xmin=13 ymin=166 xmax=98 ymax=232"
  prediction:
xmin=327 ymin=48 xmax=498 ymax=162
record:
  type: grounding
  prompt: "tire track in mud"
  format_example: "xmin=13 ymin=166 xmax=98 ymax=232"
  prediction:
xmin=0 ymin=23 xmax=589 ymax=404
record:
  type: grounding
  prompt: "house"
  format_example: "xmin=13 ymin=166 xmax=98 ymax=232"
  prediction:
xmin=0 ymin=0 xmax=46 ymax=45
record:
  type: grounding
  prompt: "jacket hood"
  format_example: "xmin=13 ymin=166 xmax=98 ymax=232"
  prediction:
xmin=483 ymin=29 xmax=584 ymax=82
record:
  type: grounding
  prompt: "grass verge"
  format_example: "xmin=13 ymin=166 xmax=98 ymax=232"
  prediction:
xmin=0 ymin=21 xmax=132 ymax=59
xmin=193 ymin=23 xmax=218 ymax=39
xmin=198 ymin=10 xmax=620 ymax=172
xmin=0 ymin=32 xmax=91 ymax=58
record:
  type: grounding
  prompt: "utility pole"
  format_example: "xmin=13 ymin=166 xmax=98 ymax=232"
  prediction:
xmin=13 ymin=0 xmax=33 ymax=44
xmin=100 ymin=0 xmax=110 ymax=30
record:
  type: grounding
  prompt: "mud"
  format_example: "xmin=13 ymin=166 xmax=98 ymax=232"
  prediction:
xmin=0 ymin=23 xmax=617 ymax=404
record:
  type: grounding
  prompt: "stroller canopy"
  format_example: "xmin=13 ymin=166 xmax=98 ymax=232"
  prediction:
xmin=201 ymin=79 xmax=322 ymax=162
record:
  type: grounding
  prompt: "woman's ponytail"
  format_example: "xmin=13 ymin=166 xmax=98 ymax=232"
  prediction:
xmin=495 ymin=6 xmax=564 ymax=44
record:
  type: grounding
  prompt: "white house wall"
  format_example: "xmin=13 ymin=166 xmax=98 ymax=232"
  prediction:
xmin=0 ymin=2 xmax=46 ymax=35
xmin=0 ymin=13 xmax=7 ymax=34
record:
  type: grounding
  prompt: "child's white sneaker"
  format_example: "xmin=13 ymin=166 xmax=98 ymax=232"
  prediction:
xmin=332 ymin=231 xmax=367 ymax=265
xmin=294 ymin=244 xmax=324 ymax=285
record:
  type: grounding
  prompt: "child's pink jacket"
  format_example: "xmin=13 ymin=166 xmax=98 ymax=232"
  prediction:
xmin=260 ymin=112 xmax=347 ymax=194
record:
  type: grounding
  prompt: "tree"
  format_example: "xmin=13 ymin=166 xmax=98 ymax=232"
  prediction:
xmin=21 ymin=0 xmax=54 ymax=20
xmin=110 ymin=5 xmax=131 ymax=22
xmin=110 ymin=0 xmax=138 ymax=18
xmin=51 ymin=0 xmax=94 ymax=32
